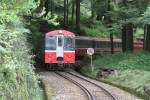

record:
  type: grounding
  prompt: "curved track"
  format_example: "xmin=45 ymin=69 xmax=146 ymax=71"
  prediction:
xmin=55 ymin=72 xmax=95 ymax=100
xmin=56 ymin=71 xmax=117 ymax=100
xmin=67 ymin=72 xmax=116 ymax=100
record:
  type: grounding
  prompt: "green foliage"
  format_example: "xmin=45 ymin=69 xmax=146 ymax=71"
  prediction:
xmin=80 ymin=0 xmax=147 ymax=37
xmin=0 ymin=0 xmax=44 ymax=100
xmin=34 ymin=0 xmax=150 ymax=38
xmin=134 ymin=28 xmax=144 ymax=38
xmin=80 ymin=18 xmax=109 ymax=37
xmin=80 ymin=0 xmax=91 ymax=18
xmin=94 ymin=52 xmax=150 ymax=70
xmin=44 ymin=12 xmax=59 ymax=26
xmin=81 ymin=52 xmax=150 ymax=97
xmin=143 ymin=6 xmax=150 ymax=24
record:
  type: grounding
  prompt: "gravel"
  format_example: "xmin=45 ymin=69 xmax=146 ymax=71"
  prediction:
xmin=39 ymin=72 xmax=87 ymax=100
xmin=69 ymin=70 xmax=142 ymax=100
xmin=62 ymin=72 xmax=114 ymax=100
xmin=39 ymin=70 xmax=142 ymax=100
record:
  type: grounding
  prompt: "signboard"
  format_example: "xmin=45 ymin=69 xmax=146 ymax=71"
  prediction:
xmin=87 ymin=48 xmax=94 ymax=72
xmin=87 ymin=48 xmax=94 ymax=55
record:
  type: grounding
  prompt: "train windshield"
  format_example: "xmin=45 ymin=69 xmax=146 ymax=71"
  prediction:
xmin=64 ymin=36 xmax=75 ymax=51
xmin=45 ymin=36 xmax=56 ymax=50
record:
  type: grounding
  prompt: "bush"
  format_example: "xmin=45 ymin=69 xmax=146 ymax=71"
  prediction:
xmin=0 ymin=25 xmax=43 ymax=100
xmin=0 ymin=1 xmax=44 ymax=100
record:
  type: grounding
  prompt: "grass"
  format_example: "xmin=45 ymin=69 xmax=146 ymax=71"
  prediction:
xmin=80 ymin=51 xmax=150 ymax=99
xmin=40 ymin=79 xmax=52 ymax=100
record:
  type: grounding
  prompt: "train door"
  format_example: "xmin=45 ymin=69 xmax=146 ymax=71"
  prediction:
xmin=56 ymin=35 xmax=64 ymax=61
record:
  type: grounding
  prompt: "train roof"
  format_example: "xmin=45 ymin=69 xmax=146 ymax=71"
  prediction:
xmin=46 ymin=30 xmax=75 ymax=36
xmin=76 ymin=36 xmax=122 ymax=42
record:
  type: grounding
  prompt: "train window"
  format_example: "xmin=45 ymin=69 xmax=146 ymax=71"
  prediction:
xmin=64 ymin=36 xmax=75 ymax=51
xmin=58 ymin=36 xmax=63 ymax=46
xmin=45 ymin=36 xmax=56 ymax=50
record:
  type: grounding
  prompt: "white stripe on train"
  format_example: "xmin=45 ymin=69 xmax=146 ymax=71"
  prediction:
xmin=45 ymin=50 xmax=75 ymax=53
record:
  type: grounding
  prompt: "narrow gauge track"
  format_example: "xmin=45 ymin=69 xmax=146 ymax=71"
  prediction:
xmin=60 ymin=72 xmax=117 ymax=100
xmin=55 ymin=72 xmax=95 ymax=100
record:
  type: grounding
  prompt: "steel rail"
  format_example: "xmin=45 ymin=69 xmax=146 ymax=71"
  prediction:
xmin=55 ymin=72 xmax=95 ymax=100
xmin=67 ymin=72 xmax=116 ymax=100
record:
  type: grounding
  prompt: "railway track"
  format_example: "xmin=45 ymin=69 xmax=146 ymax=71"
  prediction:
xmin=56 ymin=71 xmax=116 ymax=100
xmin=55 ymin=72 xmax=95 ymax=100
xmin=67 ymin=72 xmax=116 ymax=100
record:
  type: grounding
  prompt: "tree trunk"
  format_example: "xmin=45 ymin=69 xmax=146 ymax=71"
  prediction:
xmin=66 ymin=0 xmax=69 ymax=25
xmin=145 ymin=24 xmax=150 ymax=52
xmin=106 ymin=0 xmax=112 ymax=25
xmin=122 ymin=24 xmax=127 ymax=52
xmin=91 ymin=0 xmax=97 ymax=21
xmin=144 ymin=24 xmax=147 ymax=50
xmin=50 ymin=0 xmax=53 ymax=15
xmin=76 ymin=0 xmax=80 ymax=32
xmin=64 ymin=0 xmax=67 ymax=26
xmin=126 ymin=23 xmax=133 ymax=51
xmin=44 ymin=0 xmax=49 ymax=17
xmin=71 ymin=0 xmax=75 ymax=28
xmin=110 ymin=33 xmax=114 ymax=54
xmin=123 ymin=0 xmax=127 ymax=6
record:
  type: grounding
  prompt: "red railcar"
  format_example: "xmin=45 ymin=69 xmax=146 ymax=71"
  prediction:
xmin=75 ymin=36 xmax=143 ymax=56
xmin=44 ymin=30 xmax=75 ymax=67
xmin=44 ymin=30 xmax=143 ymax=70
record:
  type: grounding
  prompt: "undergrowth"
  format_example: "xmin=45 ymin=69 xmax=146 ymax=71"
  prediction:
xmin=0 ymin=1 xmax=44 ymax=100
xmin=81 ymin=51 xmax=150 ymax=99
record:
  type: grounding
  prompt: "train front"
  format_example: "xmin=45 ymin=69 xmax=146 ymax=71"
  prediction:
xmin=44 ymin=30 xmax=75 ymax=67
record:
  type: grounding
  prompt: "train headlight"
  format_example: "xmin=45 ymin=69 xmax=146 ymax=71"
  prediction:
xmin=59 ymin=30 xmax=63 ymax=34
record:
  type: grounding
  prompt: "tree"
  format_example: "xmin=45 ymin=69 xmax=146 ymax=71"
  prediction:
xmin=125 ymin=23 xmax=133 ymax=51
xmin=144 ymin=24 xmax=150 ymax=52
xmin=122 ymin=24 xmax=127 ymax=52
xmin=91 ymin=0 xmax=97 ymax=21
xmin=143 ymin=5 xmax=150 ymax=52
xmin=66 ymin=0 xmax=69 ymax=25
xmin=76 ymin=0 xmax=80 ymax=32
xmin=44 ymin=0 xmax=49 ymax=16
xmin=106 ymin=0 xmax=149 ymax=52
xmin=110 ymin=0 xmax=136 ymax=52
xmin=64 ymin=0 xmax=67 ymax=25
xmin=71 ymin=0 xmax=75 ymax=28
xmin=107 ymin=0 xmax=114 ymax=54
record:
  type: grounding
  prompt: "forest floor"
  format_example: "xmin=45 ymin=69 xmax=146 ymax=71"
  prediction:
xmin=80 ymin=51 xmax=150 ymax=100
